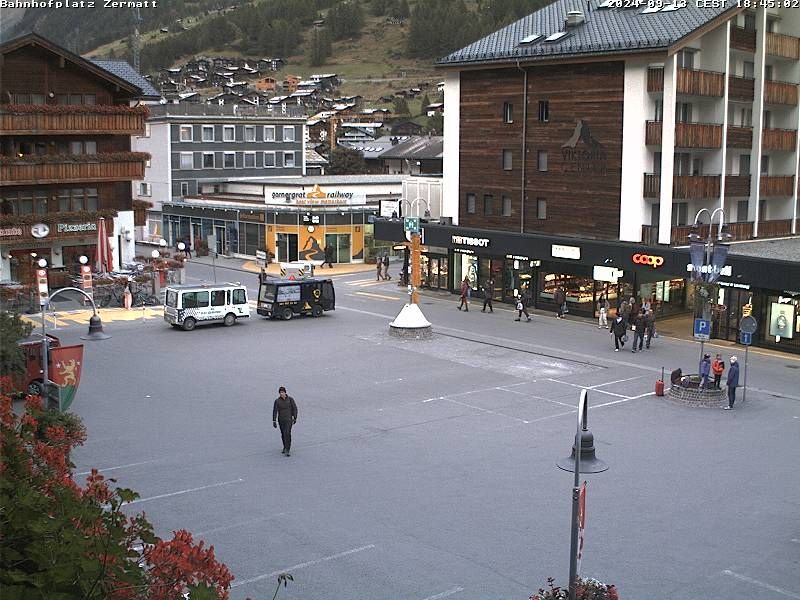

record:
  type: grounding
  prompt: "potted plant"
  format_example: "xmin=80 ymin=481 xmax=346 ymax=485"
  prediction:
xmin=197 ymin=240 xmax=209 ymax=257
xmin=532 ymin=577 xmax=619 ymax=600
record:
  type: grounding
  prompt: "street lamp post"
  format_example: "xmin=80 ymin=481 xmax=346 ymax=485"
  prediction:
xmin=401 ymin=198 xmax=431 ymax=305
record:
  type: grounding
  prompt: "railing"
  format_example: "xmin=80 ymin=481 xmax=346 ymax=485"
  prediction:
xmin=645 ymin=120 xmax=661 ymax=145
xmin=642 ymin=174 xmax=721 ymax=199
xmin=643 ymin=173 xmax=660 ymax=198
xmin=766 ymin=31 xmax=800 ymax=60
xmin=676 ymin=68 xmax=724 ymax=97
xmin=763 ymin=128 xmax=797 ymax=152
xmin=647 ymin=68 xmax=664 ymax=93
xmin=758 ymin=219 xmax=794 ymax=238
xmin=0 ymin=106 xmax=147 ymax=135
xmin=726 ymin=126 xmax=753 ymax=148
xmin=725 ymin=175 xmax=750 ymax=197
xmin=760 ymin=175 xmax=795 ymax=197
xmin=0 ymin=153 xmax=147 ymax=186
xmin=675 ymin=122 xmax=722 ymax=148
xmin=728 ymin=76 xmax=754 ymax=102
xmin=764 ymin=80 xmax=799 ymax=106
xmin=731 ymin=26 xmax=756 ymax=53
xmin=642 ymin=220 xmax=795 ymax=245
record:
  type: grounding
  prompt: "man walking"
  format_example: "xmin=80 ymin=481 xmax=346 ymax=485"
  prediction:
xmin=631 ymin=310 xmax=646 ymax=353
xmin=376 ymin=256 xmax=383 ymax=281
xmin=610 ymin=314 xmax=627 ymax=351
xmin=712 ymin=354 xmax=725 ymax=389
xmin=597 ymin=295 xmax=609 ymax=329
xmin=554 ymin=286 xmax=566 ymax=319
xmin=324 ymin=244 xmax=335 ymax=269
xmin=644 ymin=309 xmax=656 ymax=348
xmin=382 ymin=253 xmax=391 ymax=280
xmin=481 ymin=276 xmax=495 ymax=313
xmin=724 ymin=356 xmax=739 ymax=410
xmin=272 ymin=386 xmax=298 ymax=456
xmin=699 ymin=354 xmax=712 ymax=389
xmin=457 ymin=276 xmax=470 ymax=311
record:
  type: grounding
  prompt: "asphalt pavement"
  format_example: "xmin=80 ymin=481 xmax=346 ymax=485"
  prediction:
xmin=55 ymin=258 xmax=800 ymax=600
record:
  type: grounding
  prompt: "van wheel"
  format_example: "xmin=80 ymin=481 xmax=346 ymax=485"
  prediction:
xmin=223 ymin=313 xmax=236 ymax=327
xmin=312 ymin=304 xmax=323 ymax=317
xmin=182 ymin=317 xmax=197 ymax=331
xmin=28 ymin=379 xmax=44 ymax=396
xmin=281 ymin=307 xmax=293 ymax=320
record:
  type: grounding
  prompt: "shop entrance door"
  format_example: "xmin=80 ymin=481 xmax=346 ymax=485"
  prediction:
xmin=276 ymin=233 xmax=298 ymax=262
xmin=214 ymin=225 xmax=227 ymax=256
xmin=191 ymin=223 xmax=202 ymax=252
xmin=714 ymin=288 xmax=749 ymax=341
xmin=324 ymin=233 xmax=351 ymax=263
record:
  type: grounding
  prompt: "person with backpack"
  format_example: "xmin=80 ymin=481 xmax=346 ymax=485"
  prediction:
xmin=712 ymin=354 xmax=725 ymax=389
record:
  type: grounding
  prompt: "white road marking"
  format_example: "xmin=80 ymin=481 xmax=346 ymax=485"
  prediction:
xmin=124 ymin=478 xmax=244 ymax=506
xmin=721 ymin=570 xmax=800 ymax=598
xmin=498 ymin=386 xmax=575 ymax=408
xmin=231 ymin=544 xmax=376 ymax=588
xmin=443 ymin=396 xmax=530 ymax=424
xmin=355 ymin=291 xmax=400 ymax=301
xmin=195 ymin=514 xmax=286 ymax=537
xmin=422 ymin=586 xmax=465 ymax=600
xmin=76 ymin=460 xmax=156 ymax=476
xmin=546 ymin=378 xmax=629 ymax=399
xmin=790 ymin=538 xmax=800 ymax=544
xmin=588 ymin=375 xmax=645 ymax=389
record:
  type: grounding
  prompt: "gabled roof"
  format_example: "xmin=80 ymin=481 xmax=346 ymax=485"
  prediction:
xmin=380 ymin=136 xmax=443 ymax=160
xmin=89 ymin=59 xmax=161 ymax=99
xmin=0 ymin=33 xmax=147 ymax=98
xmin=339 ymin=136 xmax=407 ymax=160
xmin=437 ymin=0 xmax=741 ymax=66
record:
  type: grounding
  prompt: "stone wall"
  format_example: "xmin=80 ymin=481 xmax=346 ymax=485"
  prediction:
xmin=668 ymin=385 xmax=727 ymax=408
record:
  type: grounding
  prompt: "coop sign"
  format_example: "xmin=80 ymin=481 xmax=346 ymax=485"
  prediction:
xmin=451 ymin=235 xmax=490 ymax=248
xmin=57 ymin=222 xmax=98 ymax=233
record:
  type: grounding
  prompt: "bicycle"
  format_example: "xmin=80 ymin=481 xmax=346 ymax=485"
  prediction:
xmin=95 ymin=285 xmax=124 ymax=308
xmin=132 ymin=290 xmax=159 ymax=306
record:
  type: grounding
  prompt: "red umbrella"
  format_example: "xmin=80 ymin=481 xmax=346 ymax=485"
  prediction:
xmin=94 ymin=217 xmax=113 ymax=273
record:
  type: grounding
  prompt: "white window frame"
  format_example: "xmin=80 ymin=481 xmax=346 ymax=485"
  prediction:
xmin=283 ymin=151 xmax=295 ymax=168
xmin=244 ymin=125 xmax=256 ymax=142
xmin=202 ymin=152 xmax=216 ymax=169
xmin=223 ymin=125 xmax=236 ymax=142
xmin=223 ymin=151 xmax=236 ymax=168
xmin=244 ymin=151 xmax=256 ymax=168
xmin=264 ymin=151 xmax=276 ymax=167
xmin=202 ymin=125 xmax=215 ymax=142
xmin=502 ymin=149 xmax=513 ymax=171
xmin=264 ymin=126 xmax=276 ymax=142
xmin=179 ymin=124 xmax=193 ymax=142
xmin=179 ymin=152 xmax=194 ymax=170
xmin=180 ymin=182 xmax=190 ymax=196
xmin=139 ymin=182 xmax=151 ymax=196
xmin=282 ymin=126 xmax=295 ymax=142
xmin=538 ymin=150 xmax=548 ymax=172
xmin=142 ymin=123 xmax=151 ymax=138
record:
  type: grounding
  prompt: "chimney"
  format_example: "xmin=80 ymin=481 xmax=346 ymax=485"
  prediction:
xmin=565 ymin=10 xmax=585 ymax=27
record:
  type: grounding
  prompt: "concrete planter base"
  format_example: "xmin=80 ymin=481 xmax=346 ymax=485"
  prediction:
xmin=389 ymin=303 xmax=432 ymax=339
xmin=668 ymin=384 xmax=727 ymax=408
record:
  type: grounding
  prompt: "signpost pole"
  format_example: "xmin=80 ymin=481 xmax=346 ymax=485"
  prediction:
xmin=411 ymin=232 xmax=421 ymax=304
xmin=743 ymin=344 xmax=749 ymax=403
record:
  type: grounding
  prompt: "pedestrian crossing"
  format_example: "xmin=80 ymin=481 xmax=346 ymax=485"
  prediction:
xmin=345 ymin=278 xmax=395 ymax=288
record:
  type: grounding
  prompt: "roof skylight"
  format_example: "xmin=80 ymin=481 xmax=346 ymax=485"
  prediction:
xmin=544 ymin=31 xmax=568 ymax=42
xmin=519 ymin=34 xmax=542 ymax=44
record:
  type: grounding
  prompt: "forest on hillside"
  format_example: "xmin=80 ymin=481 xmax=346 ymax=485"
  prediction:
xmin=7 ymin=0 xmax=552 ymax=73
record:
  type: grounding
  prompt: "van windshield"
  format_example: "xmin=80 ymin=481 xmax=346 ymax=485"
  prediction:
xmin=259 ymin=283 xmax=276 ymax=303
xmin=166 ymin=289 xmax=178 ymax=307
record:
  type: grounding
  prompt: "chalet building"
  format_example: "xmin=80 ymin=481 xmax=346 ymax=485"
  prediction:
xmin=132 ymin=103 xmax=306 ymax=244
xmin=380 ymin=136 xmax=443 ymax=175
xmin=376 ymin=0 xmax=800 ymax=354
xmin=0 ymin=33 xmax=156 ymax=284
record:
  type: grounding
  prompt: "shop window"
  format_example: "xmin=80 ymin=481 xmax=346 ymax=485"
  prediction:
xmin=502 ymin=196 xmax=512 ymax=217
xmin=223 ymin=125 xmax=236 ymax=142
xmin=538 ymin=100 xmax=549 ymax=123
xmin=483 ymin=194 xmax=494 ymax=216
xmin=502 ymin=150 xmax=513 ymax=171
xmin=202 ymin=125 xmax=215 ymax=142
xmin=264 ymin=152 xmax=276 ymax=167
xmin=202 ymin=152 xmax=215 ymax=169
xmin=538 ymin=150 xmax=548 ymax=172
xmin=223 ymin=152 xmax=235 ymax=168
xmin=179 ymin=125 xmax=193 ymax=142
xmin=244 ymin=126 xmax=256 ymax=142
xmin=537 ymin=198 xmax=547 ymax=219
xmin=503 ymin=102 xmax=513 ymax=123
xmin=264 ymin=126 xmax=276 ymax=141
xmin=244 ymin=152 xmax=256 ymax=168
xmin=466 ymin=193 xmax=476 ymax=214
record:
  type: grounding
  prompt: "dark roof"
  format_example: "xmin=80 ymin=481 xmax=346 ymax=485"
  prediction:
xmin=89 ymin=59 xmax=161 ymax=99
xmin=437 ymin=0 xmax=740 ymax=66
xmin=380 ymin=136 xmax=443 ymax=160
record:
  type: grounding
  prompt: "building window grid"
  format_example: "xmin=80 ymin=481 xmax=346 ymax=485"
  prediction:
xmin=483 ymin=194 xmax=494 ymax=216
xmin=264 ymin=126 xmax=276 ymax=142
xmin=538 ymin=150 xmax=548 ymax=172
xmin=202 ymin=152 xmax=215 ymax=169
xmin=223 ymin=152 xmax=235 ymax=168
xmin=139 ymin=183 xmax=151 ymax=196
xmin=244 ymin=151 xmax=256 ymax=168
xmin=179 ymin=152 xmax=194 ymax=170
xmin=283 ymin=151 xmax=295 ymax=168
xmin=537 ymin=197 xmax=547 ymax=220
xmin=264 ymin=152 xmax=276 ymax=167
xmin=502 ymin=195 xmax=512 ymax=217
xmin=202 ymin=125 xmax=215 ymax=142
xmin=283 ymin=126 xmax=296 ymax=142
xmin=179 ymin=125 xmax=193 ymax=142
xmin=244 ymin=126 xmax=256 ymax=142
xmin=223 ymin=125 xmax=236 ymax=142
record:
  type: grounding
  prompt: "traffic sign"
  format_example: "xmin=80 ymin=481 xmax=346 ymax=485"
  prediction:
xmin=740 ymin=331 xmax=752 ymax=345
xmin=740 ymin=315 xmax=758 ymax=335
xmin=693 ymin=318 xmax=710 ymax=340
xmin=403 ymin=217 xmax=420 ymax=233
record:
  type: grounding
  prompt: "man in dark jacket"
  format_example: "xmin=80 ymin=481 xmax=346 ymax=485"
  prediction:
xmin=554 ymin=286 xmax=567 ymax=319
xmin=324 ymin=244 xmax=334 ymax=268
xmin=610 ymin=315 xmax=627 ymax=351
xmin=724 ymin=356 xmax=740 ymax=410
xmin=482 ymin=276 xmax=495 ymax=313
xmin=631 ymin=310 xmax=646 ymax=353
xmin=272 ymin=386 xmax=298 ymax=456
xmin=644 ymin=309 xmax=656 ymax=348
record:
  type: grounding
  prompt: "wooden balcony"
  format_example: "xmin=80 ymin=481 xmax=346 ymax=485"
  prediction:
xmin=725 ymin=175 xmax=751 ymax=197
xmin=726 ymin=126 xmax=752 ymax=148
xmin=0 ymin=105 xmax=148 ymax=135
xmin=641 ymin=219 xmax=795 ymax=245
xmin=675 ymin=122 xmax=722 ymax=148
xmin=645 ymin=120 xmax=661 ymax=145
xmin=642 ymin=174 xmax=721 ymax=199
xmin=764 ymin=80 xmax=799 ymax=106
xmin=0 ymin=152 xmax=149 ymax=186
xmin=763 ymin=128 xmax=797 ymax=152
xmin=647 ymin=67 xmax=664 ymax=93
xmin=676 ymin=68 xmax=724 ymax=97
xmin=728 ymin=76 xmax=755 ymax=102
xmin=766 ymin=32 xmax=800 ymax=60
xmin=731 ymin=26 xmax=756 ymax=53
xmin=760 ymin=175 xmax=795 ymax=197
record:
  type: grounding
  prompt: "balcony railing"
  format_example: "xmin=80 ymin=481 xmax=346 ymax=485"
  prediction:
xmin=728 ymin=76 xmax=755 ymax=102
xmin=641 ymin=219 xmax=795 ymax=245
xmin=647 ymin=67 xmax=664 ymax=93
xmin=760 ymin=175 xmax=795 ymax=197
xmin=725 ymin=175 xmax=751 ymax=197
xmin=676 ymin=68 xmax=725 ymax=97
xmin=764 ymin=80 xmax=799 ymax=106
xmin=763 ymin=128 xmax=797 ymax=152
xmin=731 ymin=27 xmax=756 ymax=53
xmin=726 ymin=126 xmax=753 ymax=148
xmin=0 ymin=152 xmax=149 ymax=186
xmin=645 ymin=121 xmax=722 ymax=148
xmin=766 ymin=31 xmax=800 ymax=60
xmin=645 ymin=120 xmax=661 ymax=145
xmin=0 ymin=105 xmax=148 ymax=135
xmin=642 ymin=174 xmax=721 ymax=198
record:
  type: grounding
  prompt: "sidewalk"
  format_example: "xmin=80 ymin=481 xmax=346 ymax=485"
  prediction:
xmin=182 ymin=253 xmax=377 ymax=277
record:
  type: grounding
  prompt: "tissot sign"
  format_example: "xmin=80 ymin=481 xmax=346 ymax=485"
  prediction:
xmin=267 ymin=184 xmax=365 ymax=206
xmin=451 ymin=235 xmax=490 ymax=248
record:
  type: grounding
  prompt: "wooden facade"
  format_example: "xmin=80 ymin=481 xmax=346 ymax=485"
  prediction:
xmin=0 ymin=154 xmax=147 ymax=186
xmin=646 ymin=121 xmax=723 ymax=148
xmin=646 ymin=67 xmax=724 ymax=97
xmin=725 ymin=175 xmax=750 ymax=197
xmin=760 ymin=175 xmax=795 ymax=197
xmin=731 ymin=27 xmax=756 ymax=53
xmin=766 ymin=31 xmax=800 ymax=60
xmin=458 ymin=62 xmax=624 ymax=240
xmin=726 ymin=126 xmax=753 ymax=148
xmin=728 ymin=76 xmax=754 ymax=102
xmin=642 ymin=174 xmax=721 ymax=199
xmin=0 ymin=106 xmax=147 ymax=136
xmin=762 ymin=128 xmax=798 ymax=152
xmin=764 ymin=80 xmax=799 ymax=106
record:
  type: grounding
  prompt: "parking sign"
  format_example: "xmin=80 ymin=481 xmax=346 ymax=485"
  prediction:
xmin=693 ymin=318 xmax=710 ymax=340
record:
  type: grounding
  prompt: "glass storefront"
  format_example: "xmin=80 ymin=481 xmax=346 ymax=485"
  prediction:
xmin=420 ymin=254 xmax=448 ymax=290
xmin=452 ymin=251 xmax=479 ymax=294
xmin=638 ymin=278 xmax=687 ymax=317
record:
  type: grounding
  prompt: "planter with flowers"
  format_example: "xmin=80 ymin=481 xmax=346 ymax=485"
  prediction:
xmin=532 ymin=577 xmax=619 ymax=600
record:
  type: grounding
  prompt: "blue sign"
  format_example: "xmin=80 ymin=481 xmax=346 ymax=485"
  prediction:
xmin=403 ymin=217 xmax=420 ymax=233
xmin=693 ymin=318 xmax=711 ymax=340
xmin=740 ymin=331 xmax=752 ymax=346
